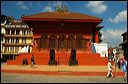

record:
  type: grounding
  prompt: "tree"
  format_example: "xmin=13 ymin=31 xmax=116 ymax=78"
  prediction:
xmin=1 ymin=15 xmax=7 ymax=23
xmin=98 ymin=31 xmax=102 ymax=43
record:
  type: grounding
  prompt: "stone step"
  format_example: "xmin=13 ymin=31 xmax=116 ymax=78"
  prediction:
xmin=7 ymin=52 xmax=108 ymax=66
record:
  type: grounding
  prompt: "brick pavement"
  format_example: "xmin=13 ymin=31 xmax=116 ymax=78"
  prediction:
xmin=1 ymin=63 xmax=124 ymax=76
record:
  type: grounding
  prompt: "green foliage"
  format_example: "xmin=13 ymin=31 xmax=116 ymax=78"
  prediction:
xmin=98 ymin=31 xmax=102 ymax=43
xmin=98 ymin=31 xmax=102 ymax=37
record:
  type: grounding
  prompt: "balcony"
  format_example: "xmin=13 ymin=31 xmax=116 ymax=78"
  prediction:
xmin=4 ymin=35 xmax=33 ymax=38
xmin=10 ymin=25 xmax=15 ymax=28
xmin=3 ymin=52 xmax=19 ymax=55
xmin=2 ymin=43 xmax=32 ymax=46
xmin=14 ymin=20 xmax=17 ymax=23
xmin=21 ymin=25 xmax=27 ymax=28
xmin=16 ymin=25 xmax=21 ymax=28
xmin=18 ymin=20 xmax=22 ymax=23
xmin=5 ymin=25 xmax=10 ymax=28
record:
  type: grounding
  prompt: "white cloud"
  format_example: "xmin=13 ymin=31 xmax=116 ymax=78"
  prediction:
xmin=42 ymin=6 xmax=53 ymax=12
xmin=16 ymin=1 xmax=29 ymax=10
xmin=42 ymin=1 xmax=62 ymax=12
xmin=101 ymin=28 xmax=127 ymax=47
xmin=109 ymin=10 xmax=127 ymax=24
xmin=86 ymin=1 xmax=107 ymax=14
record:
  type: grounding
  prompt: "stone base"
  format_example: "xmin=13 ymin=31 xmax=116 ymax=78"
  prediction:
xmin=69 ymin=60 xmax=78 ymax=66
xmin=48 ymin=60 xmax=57 ymax=65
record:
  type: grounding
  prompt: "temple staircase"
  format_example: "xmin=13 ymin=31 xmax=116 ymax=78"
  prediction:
xmin=57 ymin=51 xmax=69 ymax=65
xmin=7 ymin=50 xmax=109 ymax=66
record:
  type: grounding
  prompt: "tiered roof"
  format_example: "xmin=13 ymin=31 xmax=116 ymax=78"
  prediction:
xmin=22 ymin=12 xmax=102 ymax=22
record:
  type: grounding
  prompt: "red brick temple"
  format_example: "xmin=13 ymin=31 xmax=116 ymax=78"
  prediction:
xmin=7 ymin=7 xmax=108 ymax=65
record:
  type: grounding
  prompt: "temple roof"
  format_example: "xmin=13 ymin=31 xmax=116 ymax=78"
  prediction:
xmin=121 ymin=31 xmax=127 ymax=36
xmin=22 ymin=12 xmax=102 ymax=21
xmin=95 ymin=26 xmax=104 ymax=30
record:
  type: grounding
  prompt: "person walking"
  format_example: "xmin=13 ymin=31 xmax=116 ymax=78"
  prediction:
xmin=106 ymin=60 xmax=115 ymax=78
xmin=121 ymin=59 xmax=127 ymax=82
xmin=30 ymin=55 xmax=35 ymax=68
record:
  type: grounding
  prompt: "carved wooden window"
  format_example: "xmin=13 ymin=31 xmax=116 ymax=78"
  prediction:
xmin=6 ymin=29 xmax=10 ymax=35
xmin=50 ymin=34 xmax=57 ymax=49
xmin=5 ymin=47 xmax=9 ymax=53
xmin=5 ymin=38 xmax=10 ymax=43
xmin=22 ymin=37 xmax=26 ymax=44
xmin=40 ymin=34 xmax=48 ymax=49
xmin=11 ymin=30 xmax=15 ymax=35
xmin=76 ymin=34 xmax=85 ymax=49
xmin=15 ymin=47 xmax=19 ymax=53
xmin=16 ymin=30 xmax=20 ymax=35
xmin=68 ymin=34 xmax=75 ymax=49
xmin=10 ymin=47 xmax=14 ymax=53
xmin=11 ymin=38 xmax=15 ymax=43
xmin=16 ymin=38 xmax=19 ymax=43
xmin=58 ymin=34 xmax=66 ymax=49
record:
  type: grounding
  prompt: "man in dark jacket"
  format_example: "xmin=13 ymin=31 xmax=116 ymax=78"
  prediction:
xmin=30 ymin=55 xmax=35 ymax=68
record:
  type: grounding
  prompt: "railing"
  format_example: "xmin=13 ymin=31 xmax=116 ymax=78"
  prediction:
xmin=16 ymin=25 xmax=21 ymax=28
xmin=5 ymin=25 xmax=10 ymax=27
xmin=5 ymin=25 xmax=28 ymax=28
xmin=3 ymin=52 xmax=19 ymax=54
xmin=10 ymin=25 xmax=15 ymax=28
xmin=2 ymin=43 xmax=32 ymax=46
xmin=4 ymin=34 xmax=33 ymax=37
xmin=21 ymin=25 xmax=26 ymax=28
xmin=14 ymin=20 xmax=22 ymax=23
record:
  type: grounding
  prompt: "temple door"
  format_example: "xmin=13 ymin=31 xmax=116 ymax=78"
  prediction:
xmin=58 ymin=34 xmax=67 ymax=65
xmin=76 ymin=34 xmax=85 ymax=50
xmin=67 ymin=34 xmax=75 ymax=50
xmin=40 ymin=34 xmax=48 ymax=51
xmin=49 ymin=34 xmax=57 ymax=49
xmin=58 ymin=34 xmax=66 ymax=50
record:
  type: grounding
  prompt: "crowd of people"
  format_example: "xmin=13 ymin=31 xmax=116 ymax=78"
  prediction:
xmin=107 ymin=48 xmax=127 ymax=82
xmin=21 ymin=48 xmax=127 ymax=82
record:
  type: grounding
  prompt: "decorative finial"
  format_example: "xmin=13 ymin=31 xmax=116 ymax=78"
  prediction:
xmin=55 ymin=4 xmax=69 ymax=12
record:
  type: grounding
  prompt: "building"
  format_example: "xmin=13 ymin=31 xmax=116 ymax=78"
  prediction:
xmin=7 ymin=6 xmax=108 ymax=65
xmin=1 ymin=18 xmax=33 ymax=62
xmin=119 ymin=32 xmax=127 ymax=60
xmin=1 ymin=23 xmax=5 ymax=60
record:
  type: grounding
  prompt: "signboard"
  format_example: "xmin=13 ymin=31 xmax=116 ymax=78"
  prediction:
xmin=92 ymin=43 xmax=108 ymax=57
xmin=18 ymin=46 xmax=29 ymax=53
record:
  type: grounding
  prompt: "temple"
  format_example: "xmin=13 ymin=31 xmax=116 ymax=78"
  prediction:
xmin=7 ymin=6 xmax=108 ymax=65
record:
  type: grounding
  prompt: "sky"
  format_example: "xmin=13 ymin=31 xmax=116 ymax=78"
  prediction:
xmin=1 ymin=1 xmax=127 ymax=47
